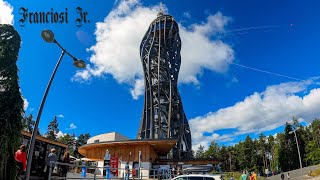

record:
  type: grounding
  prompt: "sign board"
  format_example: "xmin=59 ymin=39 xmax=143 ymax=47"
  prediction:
xmin=110 ymin=157 xmax=118 ymax=176
xmin=110 ymin=157 xmax=117 ymax=164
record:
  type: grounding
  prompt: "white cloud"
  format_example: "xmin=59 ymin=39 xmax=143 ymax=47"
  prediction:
xmin=190 ymin=78 xmax=320 ymax=149
xmin=179 ymin=13 xmax=233 ymax=84
xmin=57 ymin=114 xmax=64 ymax=118
xmin=74 ymin=0 xmax=234 ymax=99
xmin=183 ymin=12 xmax=191 ymax=19
xmin=68 ymin=123 xmax=77 ymax=130
xmin=23 ymin=98 xmax=29 ymax=110
xmin=0 ymin=0 xmax=13 ymax=25
xmin=130 ymin=78 xmax=144 ymax=100
xmin=56 ymin=131 xmax=66 ymax=139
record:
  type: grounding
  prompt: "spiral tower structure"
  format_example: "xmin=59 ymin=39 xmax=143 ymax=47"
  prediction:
xmin=137 ymin=11 xmax=192 ymax=159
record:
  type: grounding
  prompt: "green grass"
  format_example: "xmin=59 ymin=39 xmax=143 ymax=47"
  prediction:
xmin=224 ymin=172 xmax=242 ymax=179
xmin=218 ymin=172 xmax=267 ymax=180
xmin=310 ymin=168 xmax=320 ymax=177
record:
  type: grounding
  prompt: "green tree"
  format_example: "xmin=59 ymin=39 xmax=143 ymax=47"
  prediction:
xmin=234 ymin=141 xmax=245 ymax=170
xmin=0 ymin=24 xmax=24 ymax=179
xmin=45 ymin=116 xmax=59 ymax=141
xmin=58 ymin=133 xmax=76 ymax=155
xmin=195 ymin=145 xmax=205 ymax=158
xmin=218 ymin=145 xmax=230 ymax=171
xmin=77 ymin=133 xmax=91 ymax=146
xmin=305 ymin=118 xmax=320 ymax=165
xmin=22 ymin=114 xmax=35 ymax=132
xmin=258 ymin=133 xmax=268 ymax=171
xmin=279 ymin=122 xmax=298 ymax=171
xmin=227 ymin=146 xmax=236 ymax=172
xmin=204 ymin=140 xmax=219 ymax=159
xmin=58 ymin=133 xmax=75 ymax=147
xmin=267 ymin=135 xmax=278 ymax=172
xmin=243 ymin=135 xmax=254 ymax=170
xmin=252 ymin=139 xmax=263 ymax=174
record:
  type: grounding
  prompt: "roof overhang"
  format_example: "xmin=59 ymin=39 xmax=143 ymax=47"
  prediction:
xmin=21 ymin=130 xmax=68 ymax=148
xmin=79 ymin=139 xmax=178 ymax=156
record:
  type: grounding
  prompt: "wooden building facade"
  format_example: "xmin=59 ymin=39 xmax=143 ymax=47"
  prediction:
xmin=78 ymin=139 xmax=177 ymax=162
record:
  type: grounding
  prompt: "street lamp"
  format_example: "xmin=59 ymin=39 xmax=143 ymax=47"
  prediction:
xmin=289 ymin=127 xmax=303 ymax=179
xmin=25 ymin=30 xmax=86 ymax=180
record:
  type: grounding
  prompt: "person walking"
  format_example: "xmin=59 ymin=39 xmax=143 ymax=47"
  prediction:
xmin=249 ymin=173 xmax=254 ymax=180
xmin=252 ymin=171 xmax=257 ymax=180
xmin=125 ymin=162 xmax=130 ymax=180
xmin=171 ymin=166 xmax=175 ymax=178
xmin=287 ymin=172 xmax=290 ymax=180
xmin=44 ymin=148 xmax=58 ymax=180
xmin=281 ymin=172 xmax=284 ymax=180
xmin=61 ymin=151 xmax=70 ymax=177
xmin=15 ymin=145 xmax=27 ymax=176
xmin=240 ymin=171 xmax=248 ymax=180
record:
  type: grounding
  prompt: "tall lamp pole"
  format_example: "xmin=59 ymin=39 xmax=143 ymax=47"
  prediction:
xmin=25 ymin=30 xmax=86 ymax=180
xmin=289 ymin=128 xmax=303 ymax=180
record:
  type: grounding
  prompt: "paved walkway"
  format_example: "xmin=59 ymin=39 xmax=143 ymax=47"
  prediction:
xmin=51 ymin=173 xmax=126 ymax=179
xmin=267 ymin=165 xmax=320 ymax=180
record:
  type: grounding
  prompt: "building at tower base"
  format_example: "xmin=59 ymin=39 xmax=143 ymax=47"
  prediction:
xmin=78 ymin=132 xmax=218 ymax=177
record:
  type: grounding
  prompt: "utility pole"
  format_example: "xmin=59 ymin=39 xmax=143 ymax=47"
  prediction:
xmin=289 ymin=128 xmax=303 ymax=179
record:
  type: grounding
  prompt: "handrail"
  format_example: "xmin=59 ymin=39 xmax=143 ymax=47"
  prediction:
xmin=47 ymin=161 xmax=184 ymax=180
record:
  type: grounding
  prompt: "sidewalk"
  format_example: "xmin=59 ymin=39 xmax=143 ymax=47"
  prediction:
xmin=267 ymin=165 xmax=320 ymax=180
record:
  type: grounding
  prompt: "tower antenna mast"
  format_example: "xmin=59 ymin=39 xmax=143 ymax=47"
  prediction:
xmin=157 ymin=1 xmax=164 ymax=16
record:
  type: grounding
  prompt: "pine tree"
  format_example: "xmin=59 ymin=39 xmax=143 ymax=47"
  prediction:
xmin=243 ymin=135 xmax=254 ymax=170
xmin=22 ymin=114 xmax=35 ymax=132
xmin=77 ymin=133 xmax=91 ymax=146
xmin=46 ymin=116 xmax=59 ymax=141
xmin=305 ymin=118 xmax=320 ymax=165
xmin=195 ymin=145 xmax=205 ymax=158
xmin=205 ymin=140 xmax=219 ymax=159
xmin=58 ymin=133 xmax=76 ymax=155
xmin=279 ymin=122 xmax=297 ymax=171
xmin=0 ymin=24 xmax=24 ymax=180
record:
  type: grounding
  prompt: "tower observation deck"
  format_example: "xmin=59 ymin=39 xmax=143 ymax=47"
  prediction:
xmin=137 ymin=11 xmax=192 ymax=159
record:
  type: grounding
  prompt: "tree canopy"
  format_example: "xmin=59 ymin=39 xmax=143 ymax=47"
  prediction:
xmin=0 ymin=24 xmax=24 ymax=179
xmin=45 ymin=116 xmax=59 ymax=141
xmin=194 ymin=117 xmax=320 ymax=174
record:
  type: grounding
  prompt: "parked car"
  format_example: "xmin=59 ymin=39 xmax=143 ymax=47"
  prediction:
xmin=182 ymin=165 xmax=213 ymax=174
xmin=172 ymin=174 xmax=224 ymax=180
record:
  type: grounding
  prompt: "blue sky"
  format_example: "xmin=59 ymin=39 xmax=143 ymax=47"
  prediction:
xmin=1 ymin=0 xmax=320 ymax=150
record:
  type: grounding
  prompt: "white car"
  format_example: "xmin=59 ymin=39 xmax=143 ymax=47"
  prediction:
xmin=172 ymin=174 xmax=224 ymax=180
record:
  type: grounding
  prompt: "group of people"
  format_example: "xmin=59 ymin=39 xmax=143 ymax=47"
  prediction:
xmin=239 ymin=171 xmax=257 ymax=180
xmin=237 ymin=170 xmax=291 ymax=180
xmin=281 ymin=172 xmax=290 ymax=180
xmin=14 ymin=145 xmax=71 ymax=179
xmin=43 ymin=148 xmax=72 ymax=179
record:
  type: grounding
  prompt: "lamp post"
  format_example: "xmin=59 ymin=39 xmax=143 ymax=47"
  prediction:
xmin=289 ymin=127 xmax=303 ymax=179
xmin=25 ymin=30 xmax=86 ymax=180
